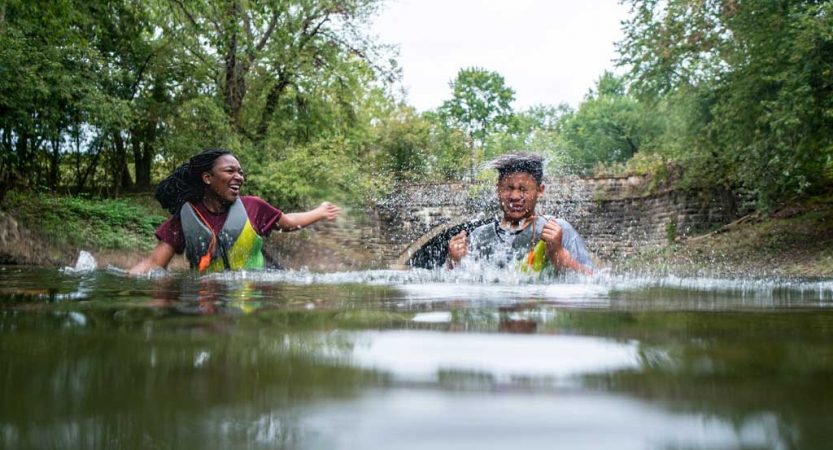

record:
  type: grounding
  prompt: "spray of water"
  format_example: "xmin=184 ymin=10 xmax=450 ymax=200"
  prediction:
xmin=60 ymin=250 xmax=97 ymax=273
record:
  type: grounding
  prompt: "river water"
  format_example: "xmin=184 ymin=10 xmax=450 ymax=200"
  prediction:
xmin=3 ymin=254 xmax=833 ymax=449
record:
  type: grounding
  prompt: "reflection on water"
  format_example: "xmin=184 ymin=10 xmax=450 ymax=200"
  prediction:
xmin=301 ymin=390 xmax=788 ymax=450
xmin=344 ymin=330 xmax=639 ymax=384
xmin=2 ymin=263 xmax=833 ymax=449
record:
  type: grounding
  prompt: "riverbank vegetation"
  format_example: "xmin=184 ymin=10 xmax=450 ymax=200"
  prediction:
xmin=1 ymin=0 xmax=831 ymax=271
xmin=620 ymin=195 xmax=833 ymax=278
xmin=2 ymin=192 xmax=164 ymax=253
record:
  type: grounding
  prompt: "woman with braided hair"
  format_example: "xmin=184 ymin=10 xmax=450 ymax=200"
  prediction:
xmin=129 ymin=148 xmax=340 ymax=275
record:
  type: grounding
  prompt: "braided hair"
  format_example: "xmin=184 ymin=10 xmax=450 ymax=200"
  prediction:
xmin=155 ymin=148 xmax=233 ymax=215
xmin=487 ymin=152 xmax=545 ymax=185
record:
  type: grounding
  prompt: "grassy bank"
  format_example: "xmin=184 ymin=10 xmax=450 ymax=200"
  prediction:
xmin=0 ymin=192 xmax=166 ymax=267
xmin=617 ymin=197 xmax=833 ymax=278
xmin=4 ymin=192 xmax=165 ymax=250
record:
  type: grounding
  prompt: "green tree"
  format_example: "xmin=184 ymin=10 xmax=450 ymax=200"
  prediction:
xmin=438 ymin=67 xmax=516 ymax=179
xmin=79 ymin=0 xmax=172 ymax=194
xmin=618 ymin=0 xmax=833 ymax=209
xmin=422 ymin=110 xmax=470 ymax=181
xmin=559 ymin=71 xmax=658 ymax=169
xmin=160 ymin=0 xmax=396 ymax=146
xmin=244 ymin=71 xmax=400 ymax=210
xmin=369 ymin=104 xmax=431 ymax=181
xmin=0 ymin=0 xmax=401 ymax=210
xmin=1 ymin=0 xmax=177 ymax=196
xmin=153 ymin=0 xmax=400 ymax=210
xmin=484 ymin=104 xmax=572 ymax=174
xmin=0 ymin=0 xmax=107 ymax=193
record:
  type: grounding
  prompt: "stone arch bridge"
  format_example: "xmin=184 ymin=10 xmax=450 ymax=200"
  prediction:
xmin=308 ymin=176 xmax=746 ymax=270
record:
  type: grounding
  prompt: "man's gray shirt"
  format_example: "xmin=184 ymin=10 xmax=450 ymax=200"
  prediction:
xmin=467 ymin=216 xmax=594 ymax=270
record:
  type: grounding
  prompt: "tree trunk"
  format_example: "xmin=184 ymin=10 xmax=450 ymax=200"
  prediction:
xmin=132 ymin=136 xmax=153 ymax=192
xmin=15 ymin=130 xmax=31 ymax=188
xmin=47 ymin=136 xmax=61 ymax=190
xmin=0 ymin=154 xmax=6 ymax=205
xmin=78 ymin=142 xmax=101 ymax=194
xmin=223 ymin=1 xmax=247 ymax=130
xmin=256 ymin=73 xmax=291 ymax=144
xmin=112 ymin=133 xmax=135 ymax=197
xmin=120 ymin=161 xmax=134 ymax=194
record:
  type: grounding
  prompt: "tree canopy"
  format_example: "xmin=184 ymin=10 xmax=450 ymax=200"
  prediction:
xmin=438 ymin=67 xmax=516 ymax=179
xmin=2 ymin=0 xmax=831 ymax=214
xmin=617 ymin=0 xmax=833 ymax=208
xmin=0 ymin=0 xmax=400 ymax=208
xmin=558 ymin=71 xmax=659 ymax=170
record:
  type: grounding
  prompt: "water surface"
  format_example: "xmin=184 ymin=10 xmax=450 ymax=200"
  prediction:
xmin=2 ymin=261 xmax=833 ymax=449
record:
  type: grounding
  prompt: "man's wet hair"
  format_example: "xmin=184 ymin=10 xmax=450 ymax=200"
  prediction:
xmin=155 ymin=148 xmax=233 ymax=215
xmin=487 ymin=152 xmax=544 ymax=185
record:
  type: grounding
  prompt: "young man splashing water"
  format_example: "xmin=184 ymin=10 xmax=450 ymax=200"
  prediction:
xmin=446 ymin=153 xmax=593 ymax=275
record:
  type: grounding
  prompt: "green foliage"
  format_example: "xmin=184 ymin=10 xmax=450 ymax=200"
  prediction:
xmin=158 ymin=0 xmax=397 ymax=143
xmin=592 ymin=152 xmax=680 ymax=193
xmin=160 ymin=97 xmax=242 ymax=173
xmin=8 ymin=0 xmax=831 ymax=220
xmin=624 ymin=152 xmax=670 ymax=177
xmin=484 ymin=104 xmax=572 ymax=174
xmin=618 ymin=0 xmax=833 ymax=210
xmin=438 ymin=67 xmax=516 ymax=143
xmin=422 ymin=110 xmax=472 ymax=181
xmin=0 ymin=0 xmax=117 ymax=190
xmin=1 ymin=0 xmax=398 ymax=204
xmin=558 ymin=72 xmax=660 ymax=171
xmin=437 ymin=67 xmax=516 ymax=178
xmin=368 ymin=104 xmax=431 ymax=181
xmin=665 ymin=219 xmax=677 ymax=244
xmin=594 ymin=152 xmax=670 ymax=177
xmin=240 ymin=61 xmax=402 ymax=209
xmin=2 ymin=192 xmax=166 ymax=251
xmin=244 ymin=136 xmax=381 ymax=212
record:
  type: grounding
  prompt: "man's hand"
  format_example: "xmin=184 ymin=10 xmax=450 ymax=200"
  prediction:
xmin=540 ymin=218 xmax=563 ymax=252
xmin=447 ymin=230 xmax=468 ymax=267
xmin=541 ymin=218 xmax=593 ymax=275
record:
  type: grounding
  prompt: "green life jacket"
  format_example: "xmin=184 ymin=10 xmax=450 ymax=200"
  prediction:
xmin=518 ymin=215 xmax=550 ymax=273
xmin=520 ymin=239 xmax=547 ymax=273
xmin=180 ymin=199 xmax=265 ymax=272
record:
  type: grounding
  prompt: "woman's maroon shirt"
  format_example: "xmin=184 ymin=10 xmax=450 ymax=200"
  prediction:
xmin=155 ymin=196 xmax=283 ymax=254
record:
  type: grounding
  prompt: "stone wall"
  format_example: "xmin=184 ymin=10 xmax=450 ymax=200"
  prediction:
xmin=285 ymin=176 xmax=749 ymax=269
xmin=367 ymin=182 xmax=485 ymax=268
xmin=541 ymin=176 xmax=747 ymax=261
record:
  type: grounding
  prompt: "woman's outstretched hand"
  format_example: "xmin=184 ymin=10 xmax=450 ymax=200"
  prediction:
xmin=317 ymin=202 xmax=341 ymax=220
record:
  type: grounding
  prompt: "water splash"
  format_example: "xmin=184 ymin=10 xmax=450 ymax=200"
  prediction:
xmin=60 ymin=250 xmax=97 ymax=274
xmin=204 ymin=264 xmax=599 ymax=287
xmin=595 ymin=271 xmax=833 ymax=300
xmin=194 ymin=263 xmax=833 ymax=309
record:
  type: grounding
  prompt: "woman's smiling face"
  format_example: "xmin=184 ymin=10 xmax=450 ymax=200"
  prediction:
xmin=202 ymin=154 xmax=244 ymax=205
